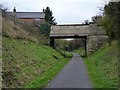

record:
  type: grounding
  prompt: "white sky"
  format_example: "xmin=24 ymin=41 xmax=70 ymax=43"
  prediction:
xmin=0 ymin=0 xmax=109 ymax=24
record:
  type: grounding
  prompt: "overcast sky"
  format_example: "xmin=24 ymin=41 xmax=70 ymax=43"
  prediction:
xmin=1 ymin=0 xmax=109 ymax=24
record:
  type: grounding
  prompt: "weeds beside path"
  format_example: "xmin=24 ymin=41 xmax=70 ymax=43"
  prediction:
xmin=83 ymin=41 xmax=118 ymax=88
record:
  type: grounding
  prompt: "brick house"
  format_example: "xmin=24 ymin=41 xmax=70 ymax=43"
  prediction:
xmin=6 ymin=7 xmax=45 ymax=25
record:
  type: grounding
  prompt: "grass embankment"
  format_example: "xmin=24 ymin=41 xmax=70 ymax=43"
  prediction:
xmin=83 ymin=41 xmax=118 ymax=88
xmin=55 ymin=48 xmax=73 ymax=58
xmin=2 ymin=37 xmax=72 ymax=88
xmin=2 ymin=18 xmax=73 ymax=88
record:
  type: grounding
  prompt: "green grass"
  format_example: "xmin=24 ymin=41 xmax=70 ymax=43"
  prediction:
xmin=55 ymin=48 xmax=73 ymax=58
xmin=2 ymin=37 xmax=72 ymax=88
xmin=74 ymin=47 xmax=85 ymax=56
xmin=83 ymin=41 xmax=118 ymax=88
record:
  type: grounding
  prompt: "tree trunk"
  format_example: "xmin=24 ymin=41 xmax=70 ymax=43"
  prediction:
xmin=108 ymin=33 xmax=111 ymax=46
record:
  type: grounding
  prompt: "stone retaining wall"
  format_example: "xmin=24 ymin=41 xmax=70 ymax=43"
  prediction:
xmin=87 ymin=35 xmax=108 ymax=55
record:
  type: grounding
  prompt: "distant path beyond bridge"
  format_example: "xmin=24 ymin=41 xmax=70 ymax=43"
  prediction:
xmin=46 ymin=53 xmax=93 ymax=88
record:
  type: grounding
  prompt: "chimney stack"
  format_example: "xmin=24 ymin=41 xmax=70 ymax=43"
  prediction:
xmin=13 ymin=7 xmax=16 ymax=22
xmin=13 ymin=7 xmax=16 ymax=12
xmin=43 ymin=7 xmax=45 ymax=12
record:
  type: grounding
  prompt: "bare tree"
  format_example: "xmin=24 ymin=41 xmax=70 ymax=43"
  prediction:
xmin=0 ymin=4 xmax=8 ymax=17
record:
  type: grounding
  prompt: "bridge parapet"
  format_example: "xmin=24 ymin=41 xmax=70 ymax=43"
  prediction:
xmin=50 ymin=25 xmax=90 ymax=37
xmin=89 ymin=24 xmax=106 ymax=35
xmin=50 ymin=24 xmax=106 ymax=37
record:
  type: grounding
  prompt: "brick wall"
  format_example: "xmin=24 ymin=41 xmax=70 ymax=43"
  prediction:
xmin=17 ymin=18 xmax=45 ymax=25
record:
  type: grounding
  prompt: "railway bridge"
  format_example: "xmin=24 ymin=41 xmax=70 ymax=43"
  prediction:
xmin=50 ymin=23 xmax=108 ymax=56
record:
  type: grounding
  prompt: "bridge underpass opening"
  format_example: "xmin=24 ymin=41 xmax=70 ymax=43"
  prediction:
xmin=50 ymin=24 xmax=108 ymax=55
xmin=50 ymin=36 xmax=87 ymax=56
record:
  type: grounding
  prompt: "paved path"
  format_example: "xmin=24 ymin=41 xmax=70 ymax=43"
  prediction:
xmin=46 ymin=53 xmax=93 ymax=88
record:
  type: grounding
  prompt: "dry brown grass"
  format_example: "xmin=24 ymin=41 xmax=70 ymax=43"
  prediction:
xmin=2 ymin=18 xmax=48 ymax=44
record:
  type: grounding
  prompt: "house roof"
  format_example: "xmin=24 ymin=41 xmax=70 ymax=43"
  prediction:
xmin=6 ymin=12 xmax=45 ymax=19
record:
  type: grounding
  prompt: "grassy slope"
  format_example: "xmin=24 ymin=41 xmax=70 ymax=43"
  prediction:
xmin=2 ymin=18 xmax=48 ymax=44
xmin=2 ymin=37 xmax=72 ymax=88
xmin=2 ymin=26 xmax=72 ymax=87
xmin=55 ymin=47 xmax=73 ymax=58
xmin=83 ymin=41 xmax=118 ymax=88
xmin=2 ymin=18 xmax=73 ymax=88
